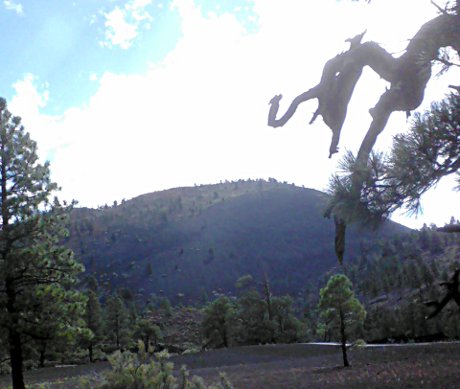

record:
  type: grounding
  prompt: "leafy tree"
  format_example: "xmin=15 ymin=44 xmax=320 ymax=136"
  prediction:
xmin=134 ymin=318 xmax=162 ymax=352
xmin=234 ymin=274 xmax=254 ymax=290
xmin=158 ymin=297 xmax=173 ymax=317
xmin=235 ymin=289 xmax=275 ymax=345
xmin=202 ymin=296 xmax=237 ymax=348
xmin=318 ymin=274 xmax=366 ymax=367
xmin=86 ymin=275 xmax=99 ymax=292
xmin=146 ymin=262 xmax=153 ymax=276
xmin=234 ymin=274 xmax=303 ymax=344
xmin=0 ymin=98 xmax=84 ymax=389
xmin=271 ymin=295 xmax=303 ymax=343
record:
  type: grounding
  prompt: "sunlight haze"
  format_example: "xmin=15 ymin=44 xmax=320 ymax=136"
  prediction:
xmin=1 ymin=0 xmax=458 ymax=229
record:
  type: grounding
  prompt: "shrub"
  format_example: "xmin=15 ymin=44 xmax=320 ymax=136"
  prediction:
xmin=82 ymin=341 xmax=232 ymax=389
xmin=352 ymin=339 xmax=367 ymax=348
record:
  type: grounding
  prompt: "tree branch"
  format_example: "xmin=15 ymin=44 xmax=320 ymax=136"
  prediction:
xmin=268 ymin=11 xmax=460 ymax=261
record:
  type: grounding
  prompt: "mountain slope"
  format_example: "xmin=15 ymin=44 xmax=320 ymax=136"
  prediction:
xmin=67 ymin=180 xmax=410 ymax=304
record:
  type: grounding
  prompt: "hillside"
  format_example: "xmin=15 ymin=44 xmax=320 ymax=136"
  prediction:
xmin=67 ymin=180 xmax=410 ymax=304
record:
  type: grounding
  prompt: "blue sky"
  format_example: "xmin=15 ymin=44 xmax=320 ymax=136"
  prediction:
xmin=1 ymin=0 xmax=458 ymax=228
xmin=1 ymin=0 xmax=255 ymax=112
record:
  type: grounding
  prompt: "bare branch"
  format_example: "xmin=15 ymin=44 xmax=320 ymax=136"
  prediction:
xmin=431 ymin=0 xmax=448 ymax=14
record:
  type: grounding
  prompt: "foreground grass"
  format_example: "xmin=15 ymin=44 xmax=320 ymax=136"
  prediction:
xmin=1 ymin=343 xmax=460 ymax=388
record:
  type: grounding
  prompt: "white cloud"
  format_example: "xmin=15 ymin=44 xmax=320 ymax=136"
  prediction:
xmin=3 ymin=0 xmax=23 ymax=15
xmin=10 ymin=74 xmax=48 ymax=112
xmin=10 ymin=0 xmax=459 ymax=227
xmin=101 ymin=0 xmax=152 ymax=49
xmin=8 ymin=75 xmax=66 ymax=163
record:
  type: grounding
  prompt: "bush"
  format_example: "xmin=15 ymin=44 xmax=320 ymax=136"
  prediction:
xmin=352 ymin=339 xmax=367 ymax=348
xmin=82 ymin=341 xmax=232 ymax=389
xmin=0 ymin=359 xmax=11 ymax=375
xmin=85 ymin=346 xmax=174 ymax=389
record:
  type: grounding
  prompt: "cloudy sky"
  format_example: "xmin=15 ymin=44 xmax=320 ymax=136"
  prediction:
xmin=1 ymin=0 xmax=458 ymax=228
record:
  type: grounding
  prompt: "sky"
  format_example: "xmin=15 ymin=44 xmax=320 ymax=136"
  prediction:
xmin=0 ymin=0 xmax=458 ymax=229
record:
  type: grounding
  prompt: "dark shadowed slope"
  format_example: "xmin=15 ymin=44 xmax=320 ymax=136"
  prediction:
xmin=67 ymin=180 xmax=409 ymax=303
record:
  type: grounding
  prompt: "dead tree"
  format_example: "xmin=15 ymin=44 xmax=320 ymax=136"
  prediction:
xmin=268 ymin=2 xmax=460 ymax=261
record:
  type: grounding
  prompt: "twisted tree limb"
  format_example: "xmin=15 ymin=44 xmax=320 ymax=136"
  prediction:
xmin=268 ymin=10 xmax=460 ymax=261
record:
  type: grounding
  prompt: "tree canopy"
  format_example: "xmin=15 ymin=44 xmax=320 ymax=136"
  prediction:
xmin=0 ymin=98 xmax=84 ymax=389
xmin=318 ymin=274 xmax=366 ymax=366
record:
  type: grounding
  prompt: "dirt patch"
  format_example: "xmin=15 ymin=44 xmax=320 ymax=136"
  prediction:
xmin=1 ymin=343 xmax=460 ymax=388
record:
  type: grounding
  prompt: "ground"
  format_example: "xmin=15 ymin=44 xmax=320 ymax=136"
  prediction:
xmin=1 ymin=343 xmax=460 ymax=388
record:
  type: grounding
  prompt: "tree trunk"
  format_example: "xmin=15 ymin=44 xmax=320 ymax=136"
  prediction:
xmin=2 ymin=128 xmax=24 ymax=388
xmin=6 ymin=277 xmax=25 ymax=389
xmin=263 ymin=273 xmax=273 ymax=321
xmin=222 ymin=328 xmax=229 ymax=348
xmin=339 ymin=308 xmax=349 ymax=367
xmin=115 ymin=318 xmax=120 ymax=350
xmin=39 ymin=341 xmax=46 ymax=368
xmin=88 ymin=344 xmax=94 ymax=363
xmin=262 ymin=272 xmax=276 ymax=343
xmin=8 ymin=328 xmax=25 ymax=389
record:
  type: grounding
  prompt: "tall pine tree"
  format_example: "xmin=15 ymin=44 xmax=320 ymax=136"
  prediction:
xmin=84 ymin=289 xmax=103 ymax=362
xmin=0 ymin=98 xmax=84 ymax=389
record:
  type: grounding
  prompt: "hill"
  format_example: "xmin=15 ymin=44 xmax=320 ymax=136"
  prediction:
xmin=67 ymin=180 xmax=410 ymax=304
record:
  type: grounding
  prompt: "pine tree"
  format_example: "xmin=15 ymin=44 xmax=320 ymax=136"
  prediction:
xmin=0 ymin=98 xmax=84 ymax=389
xmin=105 ymin=295 xmax=131 ymax=351
xmin=236 ymin=289 xmax=275 ymax=345
xmin=134 ymin=318 xmax=162 ymax=351
xmin=318 ymin=274 xmax=366 ymax=367
xmin=30 ymin=286 xmax=87 ymax=368
xmin=202 ymin=296 xmax=237 ymax=348
xmin=85 ymin=290 xmax=103 ymax=362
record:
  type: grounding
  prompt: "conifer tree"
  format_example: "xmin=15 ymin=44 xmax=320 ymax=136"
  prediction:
xmin=105 ymin=295 xmax=131 ymax=351
xmin=31 ymin=285 xmax=87 ymax=368
xmin=318 ymin=274 xmax=366 ymax=367
xmin=0 ymin=98 xmax=84 ymax=389
xmin=85 ymin=289 xmax=103 ymax=362
xmin=202 ymin=296 xmax=237 ymax=348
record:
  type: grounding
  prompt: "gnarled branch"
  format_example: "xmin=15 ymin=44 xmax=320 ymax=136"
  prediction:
xmin=268 ymin=10 xmax=460 ymax=261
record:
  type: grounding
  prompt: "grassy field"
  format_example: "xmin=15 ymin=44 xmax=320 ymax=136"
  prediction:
xmin=1 ymin=342 xmax=460 ymax=388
